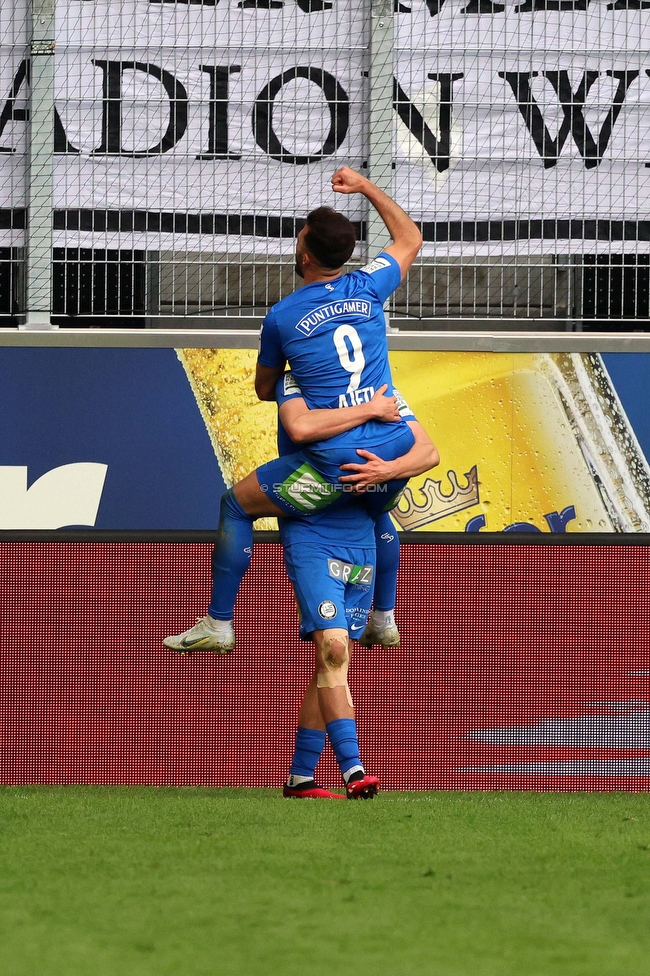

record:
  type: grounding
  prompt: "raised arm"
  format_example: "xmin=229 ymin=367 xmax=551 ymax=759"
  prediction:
xmin=337 ymin=421 xmax=439 ymax=487
xmin=331 ymin=166 xmax=423 ymax=278
xmin=279 ymin=384 xmax=400 ymax=445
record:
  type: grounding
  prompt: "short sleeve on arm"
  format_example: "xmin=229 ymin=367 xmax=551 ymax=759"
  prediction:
xmin=393 ymin=388 xmax=416 ymax=422
xmin=258 ymin=311 xmax=285 ymax=368
xmin=357 ymin=252 xmax=402 ymax=304
xmin=275 ymin=371 xmax=303 ymax=407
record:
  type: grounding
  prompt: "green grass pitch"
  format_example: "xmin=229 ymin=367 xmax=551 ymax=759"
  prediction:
xmin=1 ymin=787 xmax=649 ymax=975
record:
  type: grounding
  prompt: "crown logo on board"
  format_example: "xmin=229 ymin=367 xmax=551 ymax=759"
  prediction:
xmin=391 ymin=465 xmax=480 ymax=530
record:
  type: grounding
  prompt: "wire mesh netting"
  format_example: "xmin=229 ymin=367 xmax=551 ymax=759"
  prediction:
xmin=0 ymin=0 xmax=28 ymax=320
xmin=1 ymin=0 xmax=650 ymax=325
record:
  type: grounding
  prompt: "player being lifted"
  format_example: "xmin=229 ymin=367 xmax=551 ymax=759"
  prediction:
xmin=168 ymin=369 xmax=437 ymax=800
xmin=274 ymin=372 xmax=438 ymax=799
xmin=164 ymin=166 xmax=425 ymax=655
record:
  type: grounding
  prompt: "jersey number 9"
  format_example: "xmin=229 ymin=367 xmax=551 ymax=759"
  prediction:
xmin=333 ymin=325 xmax=365 ymax=395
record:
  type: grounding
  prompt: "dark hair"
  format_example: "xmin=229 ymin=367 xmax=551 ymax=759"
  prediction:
xmin=303 ymin=206 xmax=356 ymax=269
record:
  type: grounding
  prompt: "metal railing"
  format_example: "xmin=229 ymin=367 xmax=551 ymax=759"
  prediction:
xmin=1 ymin=0 xmax=648 ymax=330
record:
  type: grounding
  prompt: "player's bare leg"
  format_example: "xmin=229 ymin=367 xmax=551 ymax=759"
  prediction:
xmin=297 ymin=674 xmax=326 ymax=730
xmin=314 ymin=629 xmax=354 ymax=724
xmin=313 ymin=628 xmax=379 ymax=799
xmin=232 ymin=470 xmax=285 ymax=518
xmin=284 ymin=675 xmax=345 ymax=800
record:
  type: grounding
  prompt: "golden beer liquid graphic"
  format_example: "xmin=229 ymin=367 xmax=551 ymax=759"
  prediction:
xmin=180 ymin=348 xmax=650 ymax=534
xmin=178 ymin=347 xmax=278 ymax=530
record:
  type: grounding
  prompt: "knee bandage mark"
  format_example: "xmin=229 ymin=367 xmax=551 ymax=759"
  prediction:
xmin=316 ymin=634 xmax=353 ymax=707
xmin=317 ymin=672 xmax=354 ymax=708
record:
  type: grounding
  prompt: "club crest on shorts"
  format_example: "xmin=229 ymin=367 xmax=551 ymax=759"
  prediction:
xmin=318 ymin=600 xmax=337 ymax=620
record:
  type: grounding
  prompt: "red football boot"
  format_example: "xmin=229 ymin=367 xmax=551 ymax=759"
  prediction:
xmin=283 ymin=780 xmax=346 ymax=800
xmin=345 ymin=774 xmax=380 ymax=799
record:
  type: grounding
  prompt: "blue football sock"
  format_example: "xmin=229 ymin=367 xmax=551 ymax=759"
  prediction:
xmin=208 ymin=489 xmax=254 ymax=620
xmin=373 ymin=512 xmax=399 ymax=611
xmin=326 ymin=718 xmax=364 ymax=778
xmin=289 ymin=727 xmax=326 ymax=779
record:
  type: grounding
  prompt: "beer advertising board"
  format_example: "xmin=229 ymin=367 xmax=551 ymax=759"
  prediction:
xmin=1 ymin=347 xmax=649 ymax=532
xmin=3 ymin=346 xmax=650 ymax=793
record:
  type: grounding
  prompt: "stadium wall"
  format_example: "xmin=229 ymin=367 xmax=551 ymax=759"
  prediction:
xmin=2 ymin=534 xmax=650 ymax=792
xmin=2 ymin=340 xmax=650 ymax=534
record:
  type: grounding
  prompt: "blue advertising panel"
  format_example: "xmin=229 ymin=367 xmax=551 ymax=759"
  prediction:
xmin=0 ymin=348 xmax=224 ymax=529
xmin=1 ymin=347 xmax=649 ymax=532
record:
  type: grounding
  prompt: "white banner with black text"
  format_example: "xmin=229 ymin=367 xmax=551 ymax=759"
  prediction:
xmin=1 ymin=0 xmax=649 ymax=255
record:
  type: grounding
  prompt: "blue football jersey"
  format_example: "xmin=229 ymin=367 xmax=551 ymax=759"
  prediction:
xmin=259 ymin=252 xmax=407 ymax=452
xmin=274 ymin=372 xmax=414 ymax=548
xmin=274 ymin=371 xmax=416 ymax=457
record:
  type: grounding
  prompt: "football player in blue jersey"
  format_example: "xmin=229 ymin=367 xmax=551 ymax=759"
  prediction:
xmin=275 ymin=374 xmax=438 ymax=799
xmin=280 ymin=473 xmax=379 ymax=800
xmin=276 ymin=371 xmax=437 ymax=650
xmin=164 ymin=166 xmax=426 ymax=654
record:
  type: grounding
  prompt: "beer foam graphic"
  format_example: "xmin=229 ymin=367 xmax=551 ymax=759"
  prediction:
xmin=178 ymin=348 xmax=278 ymax=530
xmin=389 ymin=350 xmax=650 ymax=533
xmin=464 ymin=699 xmax=650 ymax=776
xmin=177 ymin=349 xmax=650 ymax=535
xmin=543 ymin=353 xmax=650 ymax=532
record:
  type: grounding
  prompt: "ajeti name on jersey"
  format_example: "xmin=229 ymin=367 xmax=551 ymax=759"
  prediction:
xmin=258 ymin=252 xmax=409 ymax=453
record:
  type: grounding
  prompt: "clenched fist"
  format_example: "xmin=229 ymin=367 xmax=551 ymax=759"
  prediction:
xmin=331 ymin=166 xmax=371 ymax=195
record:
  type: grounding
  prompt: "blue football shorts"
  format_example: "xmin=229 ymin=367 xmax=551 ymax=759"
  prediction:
xmin=256 ymin=426 xmax=414 ymax=518
xmin=283 ymin=542 xmax=376 ymax=640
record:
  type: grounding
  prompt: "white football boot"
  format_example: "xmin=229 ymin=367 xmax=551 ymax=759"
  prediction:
xmin=358 ymin=612 xmax=400 ymax=648
xmin=163 ymin=616 xmax=235 ymax=655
